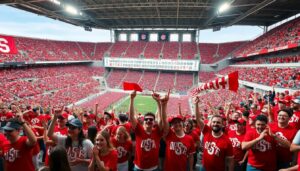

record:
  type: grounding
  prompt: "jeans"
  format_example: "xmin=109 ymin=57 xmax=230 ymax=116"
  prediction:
xmin=246 ymin=164 xmax=262 ymax=171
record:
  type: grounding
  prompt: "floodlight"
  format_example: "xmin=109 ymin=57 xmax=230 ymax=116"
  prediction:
xmin=50 ymin=0 xmax=60 ymax=5
xmin=218 ymin=2 xmax=230 ymax=14
xmin=65 ymin=5 xmax=78 ymax=15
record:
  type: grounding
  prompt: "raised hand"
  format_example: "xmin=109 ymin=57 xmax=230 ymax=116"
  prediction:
xmin=160 ymin=89 xmax=170 ymax=104
xmin=193 ymin=96 xmax=200 ymax=104
xmin=257 ymin=129 xmax=268 ymax=140
xmin=130 ymin=90 xmax=137 ymax=99
xmin=152 ymin=90 xmax=160 ymax=102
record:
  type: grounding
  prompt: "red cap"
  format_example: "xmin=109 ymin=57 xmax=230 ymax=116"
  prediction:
xmin=170 ymin=115 xmax=184 ymax=123
xmin=58 ymin=113 xmax=69 ymax=119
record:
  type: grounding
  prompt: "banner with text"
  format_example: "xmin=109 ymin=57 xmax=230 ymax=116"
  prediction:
xmin=0 ymin=35 xmax=18 ymax=54
xmin=104 ymin=57 xmax=199 ymax=71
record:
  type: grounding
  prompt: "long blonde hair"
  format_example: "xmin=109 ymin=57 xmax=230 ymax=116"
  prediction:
xmin=97 ymin=130 xmax=114 ymax=150
xmin=115 ymin=126 xmax=131 ymax=142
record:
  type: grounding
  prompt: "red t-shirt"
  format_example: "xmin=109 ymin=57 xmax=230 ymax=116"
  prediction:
xmin=0 ymin=133 xmax=7 ymax=156
xmin=270 ymin=123 xmax=297 ymax=163
xmin=202 ymin=125 xmax=233 ymax=171
xmin=228 ymin=131 xmax=246 ymax=162
xmin=243 ymin=130 xmax=277 ymax=171
xmin=164 ymin=129 xmax=196 ymax=171
xmin=111 ymin=138 xmax=132 ymax=163
xmin=3 ymin=136 xmax=35 ymax=171
xmin=96 ymin=149 xmax=118 ymax=171
xmin=0 ymin=112 xmax=14 ymax=123
xmin=289 ymin=111 xmax=300 ymax=129
xmin=134 ymin=123 xmax=162 ymax=169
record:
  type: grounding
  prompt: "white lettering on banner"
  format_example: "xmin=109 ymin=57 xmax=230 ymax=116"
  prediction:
xmin=0 ymin=38 xmax=10 ymax=53
xmin=204 ymin=142 xmax=220 ymax=156
xmin=116 ymin=146 xmax=127 ymax=158
xmin=229 ymin=138 xmax=241 ymax=148
xmin=104 ymin=57 xmax=199 ymax=71
xmin=170 ymin=142 xmax=187 ymax=155
xmin=141 ymin=138 xmax=156 ymax=151
xmin=4 ymin=148 xmax=20 ymax=162
xmin=253 ymin=139 xmax=272 ymax=152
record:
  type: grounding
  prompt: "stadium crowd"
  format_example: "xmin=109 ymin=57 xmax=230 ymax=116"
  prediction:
xmin=0 ymin=87 xmax=300 ymax=171
xmin=235 ymin=55 xmax=300 ymax=65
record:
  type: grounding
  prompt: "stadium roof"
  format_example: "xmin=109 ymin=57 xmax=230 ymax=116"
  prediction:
xmin=2 ymin=0 xmax=300 ymax=30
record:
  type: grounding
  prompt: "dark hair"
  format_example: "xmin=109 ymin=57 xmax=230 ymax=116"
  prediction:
xmin=255 ymin=115 xmax=268 ymax=124
xmin=118 ymin=113 xmax=128 ymax=123
xmin=210 ymin=115 xmax=223 ymax=121
xmin=144 ymin=112 xmax=155 ymax=119
xmin=49 ymin=145 xmax=71 ymax=171
xmin=242 ymin=110 xmax=250 ymax=117
xmin=278 ymin=108 xmax=293 ymax=118
xmin=65 ymin=128 xmax=85 ymax=149
xmin=87 ymin=125 xmax=98 ymax=144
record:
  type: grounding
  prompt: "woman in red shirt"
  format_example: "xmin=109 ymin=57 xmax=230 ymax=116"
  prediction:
xmin=89 ymin=131 xmax=118 ymax=171
xmin=111 ymin=126 xmax=132 ymax=171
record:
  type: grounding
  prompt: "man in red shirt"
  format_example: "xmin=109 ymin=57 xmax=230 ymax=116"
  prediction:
xmin=269 ymin=109 xmax=297 ymax=170
xmin=163 ymin=114 xmax=196 ymax=171
xmin=2 ymin=111 xmax=37 ymax=171
xmin=289 ymin=97 xmax=300 ymax=129
xmin=228 ymin=118 xmax=247 ymax=171
xmin=129 ymin=91 xmax=164 ymax=171
xmin=194 ymin=97 xmax=234 ymax=171
xmin=242 ymin=115 xmax=290 ymax=171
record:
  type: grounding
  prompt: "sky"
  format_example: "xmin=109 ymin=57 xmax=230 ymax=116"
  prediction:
xmin=0 ymin=5 xmax=264 ymax=43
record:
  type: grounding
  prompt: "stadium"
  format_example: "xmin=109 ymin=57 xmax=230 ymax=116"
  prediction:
xmin=0 ymin=0 xmax=300 ymax=171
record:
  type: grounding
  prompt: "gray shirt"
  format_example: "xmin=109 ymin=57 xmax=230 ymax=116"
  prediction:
xmin=57 ymin=135 xmax=94 ymax=171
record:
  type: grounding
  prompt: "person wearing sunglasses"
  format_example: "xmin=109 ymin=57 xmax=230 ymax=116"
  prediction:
xmin=129 ymin=90 xmax=167 ymax=171
xmin=1 ymin=112 xmax=37 ymax=171
xmin=47 ymin=108 xmax=94 ymax=171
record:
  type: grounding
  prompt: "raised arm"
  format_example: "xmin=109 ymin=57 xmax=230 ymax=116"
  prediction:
xmin=160 ymin=90 xmax=170 ymax=136
xmin=47 ymin=107 xmax=63 ymax=143
xmin=129 ymin=91 xmax=138 ymax=129
xmin=17 ymin=108 xmax=37 ymax=147
xmin=242 ymin=130 xmax=267 ymax=150
xmin=194 ymin=97 xmax=204 ymax=131
xmin=152 ymin=90 xmax=163 ymax=130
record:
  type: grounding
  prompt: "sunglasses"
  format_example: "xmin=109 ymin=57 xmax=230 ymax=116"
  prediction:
xmin=4 ymin=129 xmax=14 ymax=133
xmin=68 ymin=125 xmax=78 ymax=130
xmin=144 ymin=118 xmax=154 ymax=122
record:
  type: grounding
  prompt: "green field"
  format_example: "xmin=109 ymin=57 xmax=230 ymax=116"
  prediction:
xmin=114 ymin=95 xmax=158 ymax=114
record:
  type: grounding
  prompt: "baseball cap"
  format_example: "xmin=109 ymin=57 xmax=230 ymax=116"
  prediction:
xmin=170 ymin=115 xmax=184 ymax=123
xmin=292 ymin=97 xmax=300 ymax=104
xmin=66 ymin=118 xmax=83 ymax=128
xmin=58 ymin=113 xmax=69 ymax=120
xmin=3 ymin=119 xmax=22 ymax=131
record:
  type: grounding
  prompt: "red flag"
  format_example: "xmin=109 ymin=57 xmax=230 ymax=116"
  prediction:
xmin=228 ymin=71 xmax=239 ymax=92
xmin=190 ymin=71 xmax=239 ymax=96
xmin=123 ymin=82 xmax=143 ymax=92
xmin=0 ymin=35 xmax=18 ymax=54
